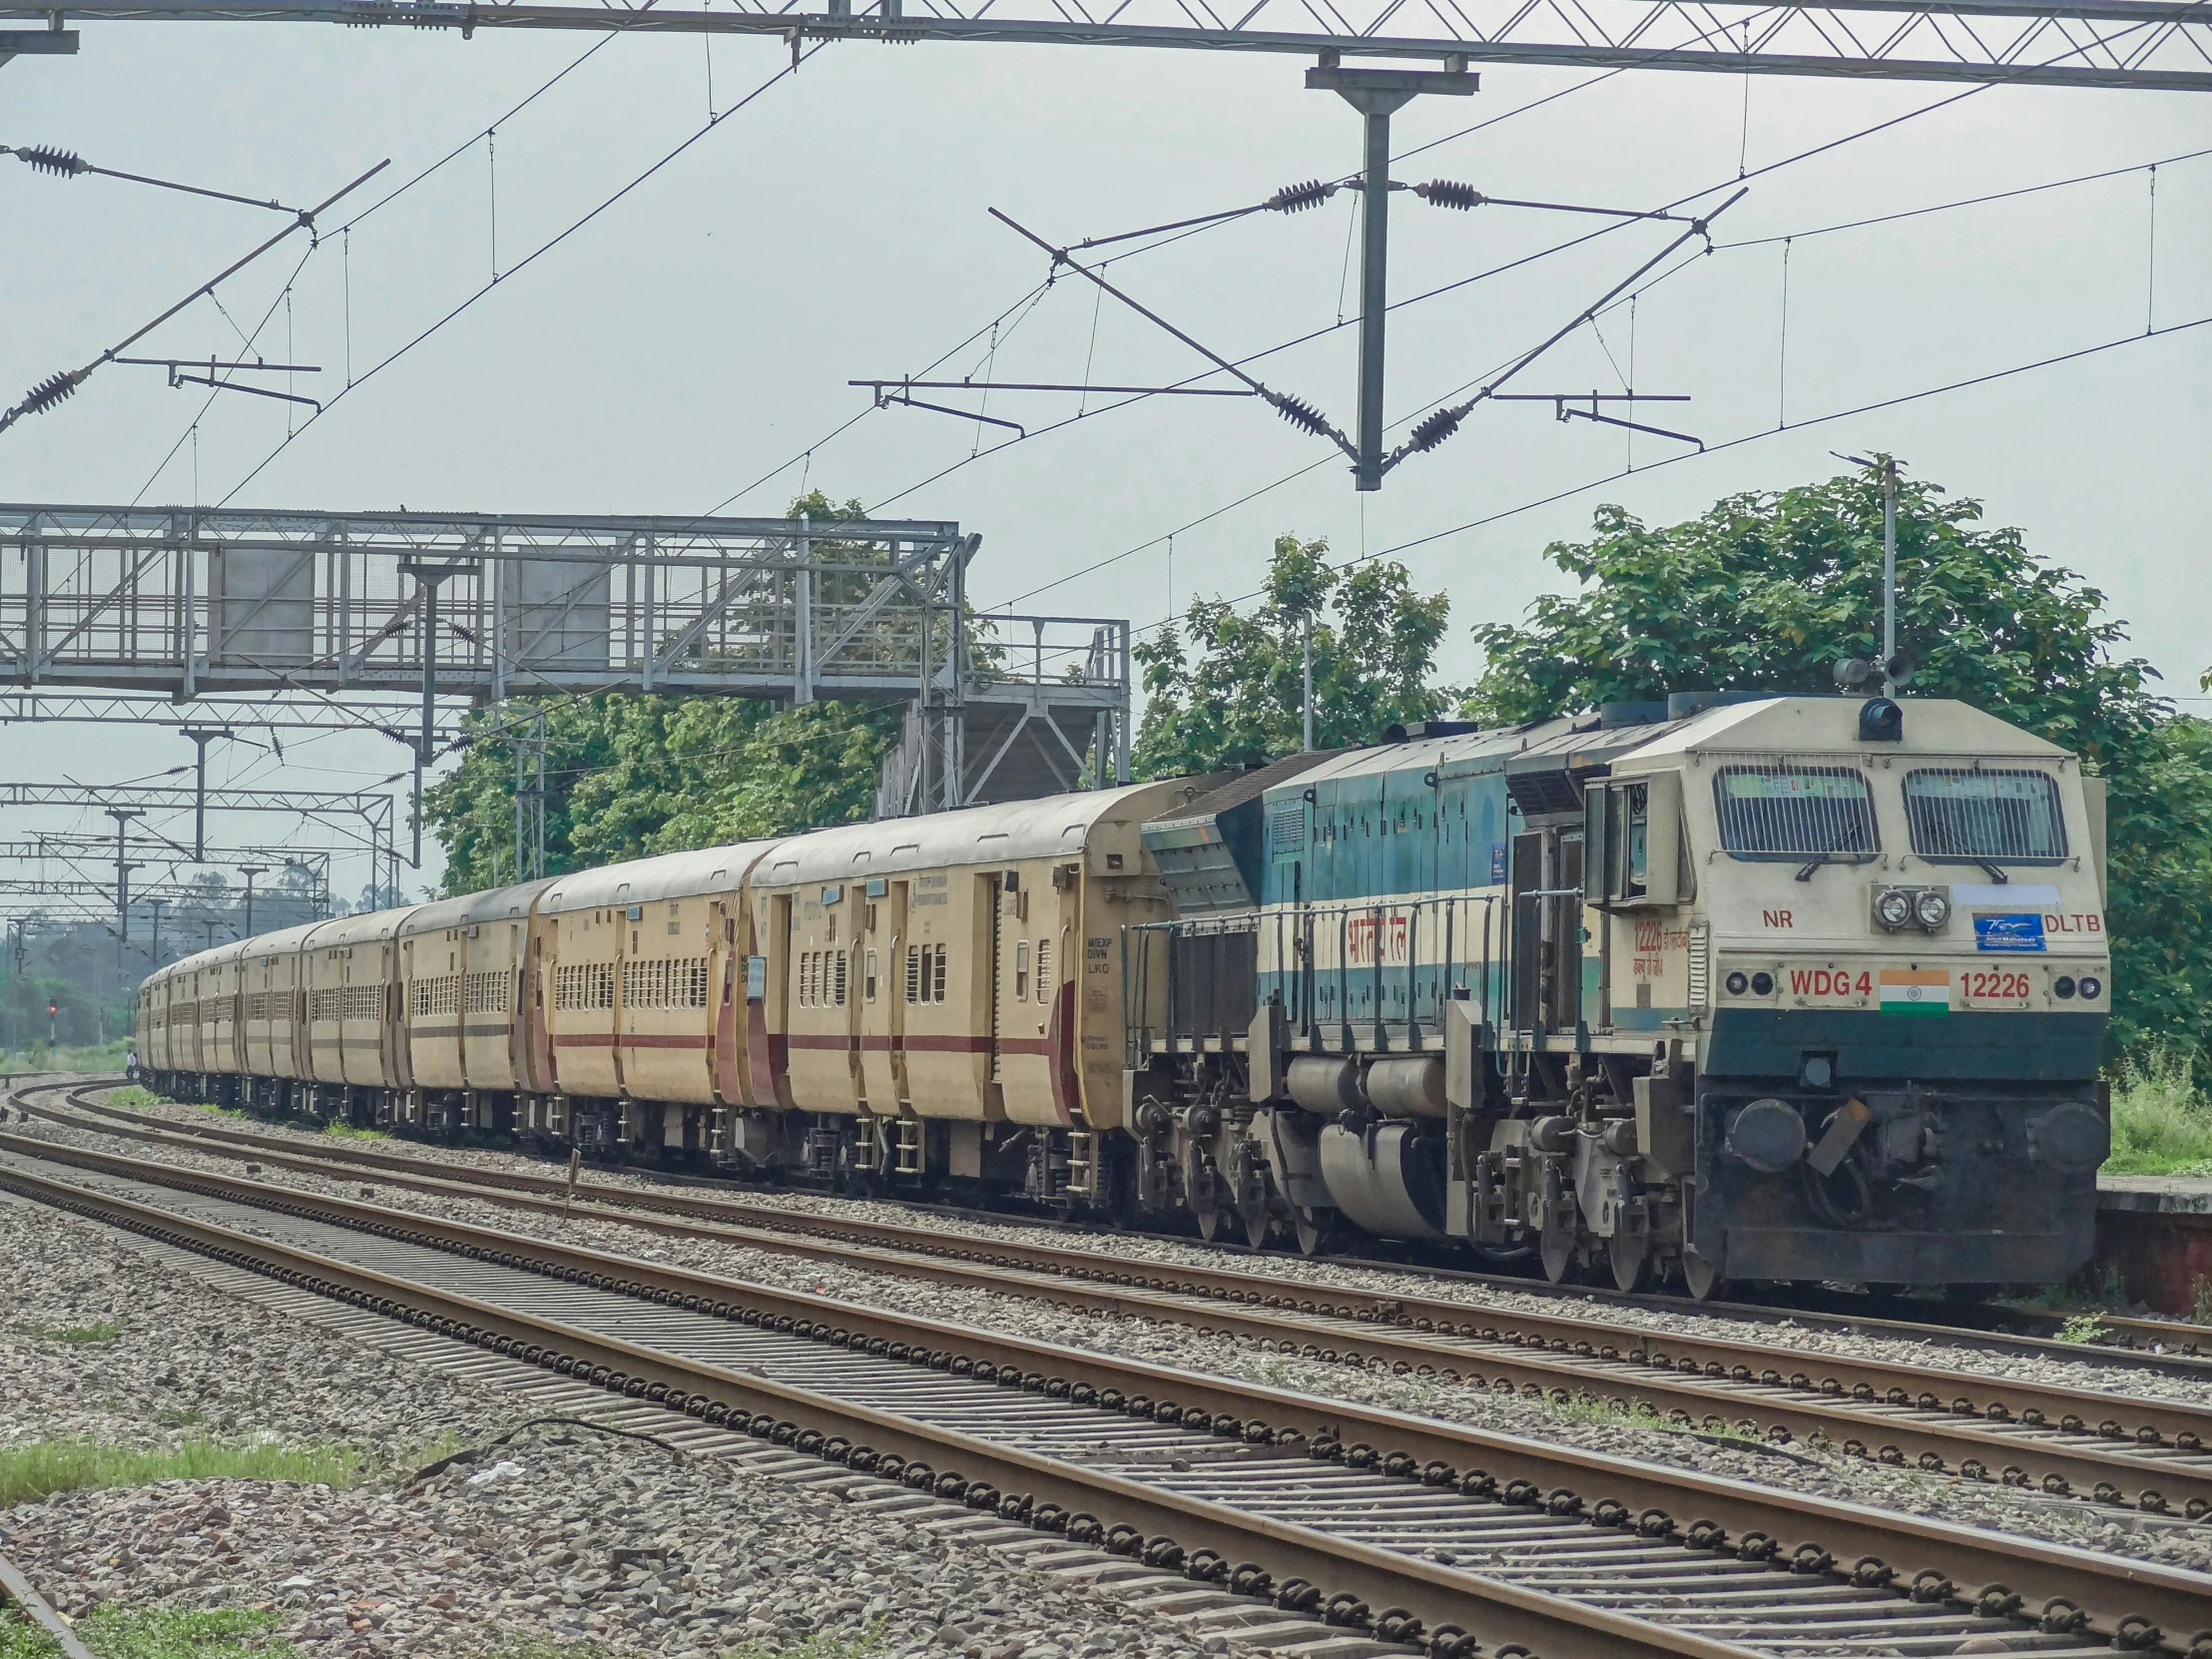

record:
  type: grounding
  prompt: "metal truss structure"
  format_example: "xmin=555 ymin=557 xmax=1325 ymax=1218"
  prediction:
xmin=0 ymin=504 xmax=1132 ymax=826
xmin=0 ymin=504 xmax=983 ymax=703
xmin=0 ymin=691 xmax=459 ymax=743
xmin=0 ymin=18 xmax=75 ymax=66
xmin=11 ymin=0 xmax=2208 ymax=90
xmin=0 ymin=834 xmax=332 ymax=893
xmin=876 ymin=616 xmax=1133 ymax=816
xmin=0 ymin=781 xmax=397 ymax=896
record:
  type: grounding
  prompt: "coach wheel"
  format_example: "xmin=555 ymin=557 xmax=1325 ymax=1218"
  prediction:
xmin=1194 ymin=1202 xmax=1228 ymax=1245
xmin=1241 ymin=1203 xmax=1273 ymax=1251
xmin=1539 ymin=1228 xmax=1576 ymax=1286
xmin=1294 ymin=1209 xmax=1337 ymax=1258
xmin=1609 ymin=1234 xmax=1649 ymax=1294
xmin=1682 ymin=1250 xmax=1726 ymax=1302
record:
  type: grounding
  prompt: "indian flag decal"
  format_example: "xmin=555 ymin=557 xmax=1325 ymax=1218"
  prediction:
xmin=1879 ymin=968 xmax=1950 ymax=1016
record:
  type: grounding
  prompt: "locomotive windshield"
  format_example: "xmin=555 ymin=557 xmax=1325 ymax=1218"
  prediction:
xmin=1713 ymin=766 xmax=1879 ymax=859
xmin=1904 ymin=768 xmax=2067 ymax=863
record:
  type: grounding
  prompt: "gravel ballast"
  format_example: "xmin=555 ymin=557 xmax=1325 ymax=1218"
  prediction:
xmin=72 ymin=1086 xmax=2212 ymax=1408
xmin=13 ymin=1103 xmax=2212 ymax=1572
xmin=0 ymin=1192 xmax=1230 ymax=1659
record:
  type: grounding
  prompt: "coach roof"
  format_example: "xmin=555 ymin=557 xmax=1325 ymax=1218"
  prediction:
xmin=309 ymin=904 xmax=419 ymax=951
xmin=243 ymin=919 xmax=330 ymax=963
xmin=539 ymin=843 xmax=781 ymax=916
xmin=396 ymin=877 xmax=559 ymax=938
xmin=751 ymin=781 xmax=1181 ymax=888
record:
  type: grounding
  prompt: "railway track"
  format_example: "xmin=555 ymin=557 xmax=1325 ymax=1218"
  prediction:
xmin=21 ymin=1081 xmax=2212 ymax=1518
xmin=35 ymin=1077 xmax=2212 ymax=1369
xmin=3 ymin=1125 xmax=2210 ymax=1659
xmin=0 ymin=1550 xmax=98 ymax=1659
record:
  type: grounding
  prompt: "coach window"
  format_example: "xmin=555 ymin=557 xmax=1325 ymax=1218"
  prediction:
xmin=864 ymin=950 xmax=878 ymax=1003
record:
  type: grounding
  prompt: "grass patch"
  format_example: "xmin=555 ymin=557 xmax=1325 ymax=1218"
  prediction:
xmin=103 ymin=1086 xmax=165 ymax=1110
xmin=719 ymin=1629 xmax=886 ymax=1659
xmin=2056 ymin=1312 xmax=2113 ymax=1344
xmin=321 ymin=1119 xmax=385 ymax=1140
xmin=2105 ymin=1051 xmax=2212 ymax=1176
xmin=0 ymin=1040 xmax=134 ymax=1077
xmin=0 ymin=1604 xmax=297 ymax=1659
xmin=10 ymin=1321 xmax=122 ymax=1346
xmin=0 ymin=1438 xmax=371 ymax=1507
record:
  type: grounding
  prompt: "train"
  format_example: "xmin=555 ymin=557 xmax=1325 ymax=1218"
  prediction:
xmin=137 ymin=691 xmax=2115 ymax=1297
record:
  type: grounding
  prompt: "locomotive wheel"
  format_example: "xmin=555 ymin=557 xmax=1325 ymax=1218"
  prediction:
xmin=1539 ymin=1229 xmax=1576 ymax=1285
xmin=1194 ymin=1204 xmax=1227 ymax=1244
xmin=1242 ymin=1206 xmax=1272 ymax=1251
xmin=1294 ymin=1209 xmax=1336 ymax=1257
xmin=1608 ymin=1235 xmax=1649 ymax=1294
xmin=1681 ymin=1250 xmax=1727 ymax=1302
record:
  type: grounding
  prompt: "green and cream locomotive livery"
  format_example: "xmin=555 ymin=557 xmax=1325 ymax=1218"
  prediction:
xmin=1132 ymin=694 xmax=2108 ymax=1292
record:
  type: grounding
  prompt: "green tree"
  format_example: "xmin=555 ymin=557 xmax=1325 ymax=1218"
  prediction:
xmin=1132 ymin=533 xmax=1454 ymax=778
xmin=422 ymin=492 xmax=907 ymax=893
xmin=1464 ymin=463 xmax=2212 ymax=1062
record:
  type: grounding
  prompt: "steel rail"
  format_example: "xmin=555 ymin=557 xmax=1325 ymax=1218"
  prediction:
xmin=12 ymin=1105 xmax=2211 ymax=1518
xmin=1 ymin=1139 xmax=2207 ymax=1656
xmin=36 ymin=1086 xmax=2212 ymax=1410
xmin=0 ymin=1553 xmax=99 ymax=1659
xmin=48 ymin=1080 xmax=2208 ymax=1376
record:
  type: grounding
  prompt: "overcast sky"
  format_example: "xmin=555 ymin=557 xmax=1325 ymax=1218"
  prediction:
xmin=2 ymin=22 xmax=2207 ymax=904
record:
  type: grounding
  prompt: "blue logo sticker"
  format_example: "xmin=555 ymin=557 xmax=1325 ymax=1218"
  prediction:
xmin=1489 ymin=842 xmax=1508 ymax=884
xmin=1972 ymin=912 xmax=2047 ymax=952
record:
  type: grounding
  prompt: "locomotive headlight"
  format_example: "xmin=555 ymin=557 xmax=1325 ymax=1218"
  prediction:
xmin=1875 ymin=888 xmax=1914 ymax=930
xmin=2078 ymin=975 xmax=2103 ymax=1000
xmin=1913 ymin=889 xmax=1951 ymax=931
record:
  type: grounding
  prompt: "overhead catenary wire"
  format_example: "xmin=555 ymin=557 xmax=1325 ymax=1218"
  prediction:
xmin=1110 ymin=313 xmax=2212 ymax=663
xmin=216 ymin=45 xmax=822 ymax=507
xmin=993 ymin=308 xmax=2211 ymax=694
xmin=0 ymin=159 xmax=389 ymax=437
xmin=127 ymin=241 xmax=321 ymax=507
xmin=918 ymin=65 xmax=2192 ymax=602
xmin=702 ymin=70 xmax=1636 ymax=520
xmin=869 ymin=78 xmax=2042 ymax=521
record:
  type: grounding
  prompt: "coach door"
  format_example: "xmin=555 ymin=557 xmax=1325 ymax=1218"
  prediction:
xmin=858 ymin=878 xmax=908 ymax=1111
xmin=986 ymin=870 xmax=1008 ymax=1085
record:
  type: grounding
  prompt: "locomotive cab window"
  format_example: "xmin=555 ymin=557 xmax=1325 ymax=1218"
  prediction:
xmin=1713 ymin=766 xmax=1878 ymax=861
xmin=1903 ymin=769 xmax=2067 ymax=864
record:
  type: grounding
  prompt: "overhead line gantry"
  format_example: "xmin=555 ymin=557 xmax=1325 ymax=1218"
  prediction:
xmin=7 ymin=0 xmax=2207 ymax=90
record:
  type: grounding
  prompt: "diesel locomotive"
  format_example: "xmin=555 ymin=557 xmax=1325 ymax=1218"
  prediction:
xmin=138 ymin=692 xmax=2113 ymax=1295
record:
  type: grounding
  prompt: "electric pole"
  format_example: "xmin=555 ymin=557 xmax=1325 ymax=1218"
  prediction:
xmin=1880 ymin=455 xmax=1899 ymax=692
xmin=1307 ymin=55 xmax=1475 ymax=490
xmin=1301 ymin=610 xmax=1315 ymax=753
xmin=238 ymin=865 xmax=268 ymax=939
xmin=105 ymin=806 xmax=144 ymax=968
xmin=180 ymin=727 xmax=231 ymax=860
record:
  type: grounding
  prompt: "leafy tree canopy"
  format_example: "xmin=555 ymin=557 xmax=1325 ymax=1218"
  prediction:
xmin=423 ymin=492 xmax=904 ymax=894
xmin=1132 ymin=534 xmax=1454 ymax=778
xmin=1464 ymin=463 xmax=2212 ymax=1062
